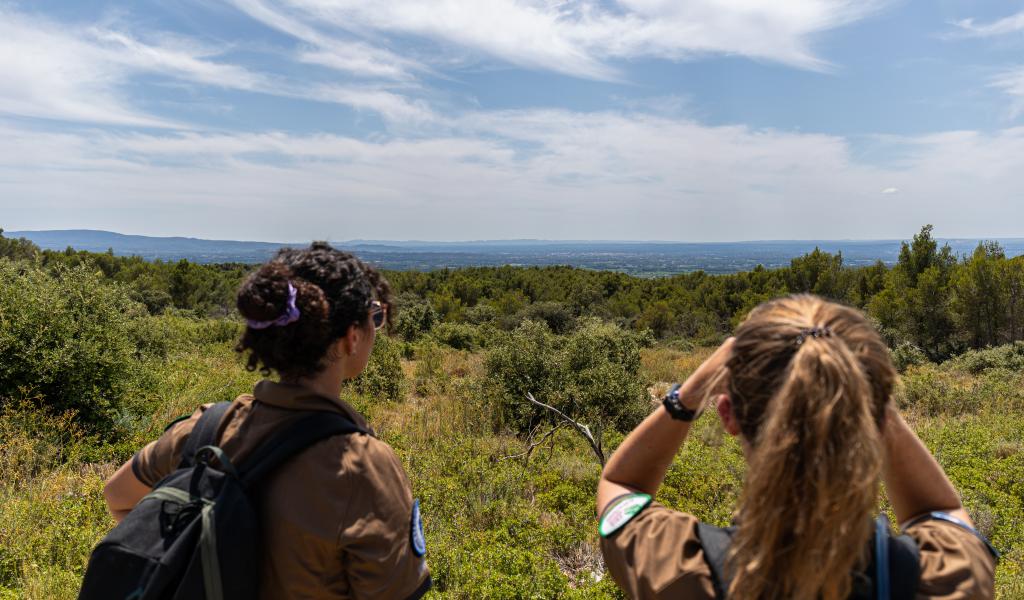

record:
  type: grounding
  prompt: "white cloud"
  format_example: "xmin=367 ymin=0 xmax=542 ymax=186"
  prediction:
xmin=230 ymin=0 xmax=887 ymax=81
xmin=0 ymin=8 xmax=276 ymax=127
xmin=880 ymin=187 xmax=898 ymax=194
xmin=227 ymin=0 xmax=424 ymax=80
xmin=990 ymin=67 xmax=1024 ymax=118
xmin=2 ymin=111 xmax=1021 ymax=241
xmin=0 ymin=10 xmax=177 ymax=127
xmin=952 ymin=11 xmax=1024 ymax=38
xmin=0 ymin=7 xmax=439 ymax=126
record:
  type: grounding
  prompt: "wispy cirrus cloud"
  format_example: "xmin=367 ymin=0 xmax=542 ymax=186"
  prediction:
xmin=0 ymin=7 xmax=435 ymax=127
xmin=945 ymin=10 xmax=1024 ymax=119
xmin=0 ymin=8 xmax=274 ymax=127
xmin=990 ymin=67 xmax=1024 ymax=118
xmin=228 ymin=0 xmax=889 ymax=81
xmin=951 ymin=11 xmax=1024 ymax=38
xmin=227 ymin=0 xmax=425 ymax=80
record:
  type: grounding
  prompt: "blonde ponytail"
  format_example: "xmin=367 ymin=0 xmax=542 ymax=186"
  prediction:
xmin=724 ymin=295 xmax=895 ymax=600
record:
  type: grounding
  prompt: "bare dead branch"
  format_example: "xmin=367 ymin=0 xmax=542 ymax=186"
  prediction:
xmin=525 ymin=392 xmax=605 ymax=466
xmin=501 ymin=425 xmax=560 ymax=464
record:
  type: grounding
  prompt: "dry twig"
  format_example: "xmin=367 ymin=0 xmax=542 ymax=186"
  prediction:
xmin=524 ymin=392 xmax=605 ymax=466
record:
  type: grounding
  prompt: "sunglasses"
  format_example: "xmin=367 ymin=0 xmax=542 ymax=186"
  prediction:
xmin=370 ymin=301 xmax=387 ymax=330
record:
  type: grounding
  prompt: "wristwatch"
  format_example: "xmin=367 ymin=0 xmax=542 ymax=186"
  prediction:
xmin=662 ymin=383 xmax=701 ymax=421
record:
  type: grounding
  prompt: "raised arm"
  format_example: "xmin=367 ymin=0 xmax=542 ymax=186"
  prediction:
xmin=596 ymin=339 xmax=733 ymax=516
xmin=881 ymin=405 xmax=973 ymax=528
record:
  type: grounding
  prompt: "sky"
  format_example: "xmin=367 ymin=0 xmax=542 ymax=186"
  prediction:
xmin=0 ymin=0 xmax=1023 ymax=242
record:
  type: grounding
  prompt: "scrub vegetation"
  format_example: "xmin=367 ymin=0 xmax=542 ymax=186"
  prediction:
xmin=0 ymin=226 xmax=1022 ymax=598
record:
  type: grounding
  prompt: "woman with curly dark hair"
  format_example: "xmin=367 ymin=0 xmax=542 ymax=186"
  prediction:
xmin=99 ymin=243 xmax=431 ymax=599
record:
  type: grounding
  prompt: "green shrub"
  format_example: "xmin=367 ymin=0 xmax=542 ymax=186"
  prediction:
xmin=0 ymin=263 xmax=147 ymax=432
xmin=413 ymin=342 xmax=447 ymax=396
xmin=947 ymin=342 xmax=1024 ymax=375
xmin=890 ymin=341 xmax=929 ymax=372
xmin=464 ymin=303 xmax=498 ymax=325
xmin=899 ymin=364 xmax=971 ymax=416
xmin=127 ymin=312 xmax=241 ymax=360
xmin=394 ymin=294 xmax=437 ymax=342
xmin=430 ymin=322 xmax=482 ymax=350
xmin=899 ymin=362 xmax=1024 ymax=417
xmin=352 ymin=333 xmax=406 ymax=402
xmin=486 ymin=318 xmax=650 ymax=435
xmin=513 ymin=302 xmax=576 ymax=334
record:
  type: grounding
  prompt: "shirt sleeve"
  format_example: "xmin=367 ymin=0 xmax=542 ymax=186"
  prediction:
xmin=905 ymin=517 xmax=996 ymax=599
xmin=130 ymin=404 xmax=208 ymax=487
xmin=599 ymin=502 xmax=715 ymax=600
xmin=337 ymin=439 xmax=431 ymax=600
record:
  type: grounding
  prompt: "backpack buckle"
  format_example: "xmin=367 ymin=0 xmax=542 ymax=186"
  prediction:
xmin=159 ymin=500 xmax=202 ymax=538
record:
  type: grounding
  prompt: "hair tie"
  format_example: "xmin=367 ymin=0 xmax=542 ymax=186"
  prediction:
xmin=795 ymin=326 xmax=832 ymax=346
xmin=247 ymin=282 xmax=301 ymax=329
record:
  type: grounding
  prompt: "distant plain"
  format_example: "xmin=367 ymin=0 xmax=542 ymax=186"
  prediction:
xmin=12 ymin=229 xmax=1024 ymax=276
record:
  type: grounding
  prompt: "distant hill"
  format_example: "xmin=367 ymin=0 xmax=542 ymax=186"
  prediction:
xmin=8 ymin=229 xmax=1024 ymax=276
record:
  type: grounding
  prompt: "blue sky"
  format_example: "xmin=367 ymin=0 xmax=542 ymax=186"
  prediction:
xmin=1 ymin=0 xmax=1022 ymax=242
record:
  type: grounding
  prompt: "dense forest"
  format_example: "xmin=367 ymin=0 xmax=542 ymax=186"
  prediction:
xmin=1 ymin=225 xmax=1022 ymax=598
xmin=4 ymin=225 xmax=1022 ymax=359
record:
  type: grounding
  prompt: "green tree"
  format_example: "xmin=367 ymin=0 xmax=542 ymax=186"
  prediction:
xmin=169 ymin=259 xmax=199 ymax=309
xmin=1004 ymin=257 xmax=1024 ymax=342
xmin=0 ymin=228 xmax=39 ymax=261
xmin=869 ymin=225 xmax=957 ymax=359
xmin=637 ymin=300 xmax=675 ymax=338
xmin=951 ymin=242 xmax=1006 ymax=347
xmin=787 ymin=247 xmax=847 ymax=300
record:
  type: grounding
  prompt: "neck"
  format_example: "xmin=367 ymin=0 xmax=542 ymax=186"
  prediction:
xmin=291 ymin=360 xmax=345 ymax=400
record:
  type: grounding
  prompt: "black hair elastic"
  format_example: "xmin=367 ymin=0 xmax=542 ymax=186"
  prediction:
xmin=795 ymin=326 xmax=832 ymax=346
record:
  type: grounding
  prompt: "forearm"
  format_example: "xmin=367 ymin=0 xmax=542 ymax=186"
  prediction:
xmin=882 ymin=406 xmax=969 ymax=526
xmin=596 ymin=403 xmax=692 ymax=514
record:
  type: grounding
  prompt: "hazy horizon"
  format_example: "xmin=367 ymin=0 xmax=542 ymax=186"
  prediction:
xmin=9 ymin=227 xmax=1024 ymax=246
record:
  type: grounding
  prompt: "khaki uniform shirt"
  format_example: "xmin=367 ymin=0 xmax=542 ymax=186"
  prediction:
xmin=601 ymin=502 xmax=996 ymax=599
xmin=132 ymin=380 xmax=431 ymax=600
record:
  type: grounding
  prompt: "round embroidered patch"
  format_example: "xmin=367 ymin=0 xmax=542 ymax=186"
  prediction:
xmin=599 ymin=493 xmax=652 ymax=538
xmin=410 ymin=498 xmax=426 ymax=556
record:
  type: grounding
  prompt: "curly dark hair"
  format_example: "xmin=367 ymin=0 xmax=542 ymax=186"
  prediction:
xmin=235 ymin=242 xmax=392 ymax=379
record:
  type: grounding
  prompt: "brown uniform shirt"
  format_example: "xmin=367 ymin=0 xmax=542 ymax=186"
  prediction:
xmin=132 ymin=380 xmax=431 ymax=600
xmin=600 ymin=502 xmax=996 ymax=599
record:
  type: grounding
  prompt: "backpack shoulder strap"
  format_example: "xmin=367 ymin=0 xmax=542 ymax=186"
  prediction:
xmin=875 ymin=513 xmax=923 ymax=600
xmin=697 ymin=521 xmax=735 ymax=599
xmin=178 ymin=401 xmax=232 ymax=469
xmin=240 ymin=411 xmax=368 ymax=485
xmin=888 ymin=530 xmax=921 ymax=599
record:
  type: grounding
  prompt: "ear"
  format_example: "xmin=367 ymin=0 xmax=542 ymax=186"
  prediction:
xmin=339 ymin=323 xmax=364 ymax=356
xmin=716 ymin=394 xmax=742 ymax=437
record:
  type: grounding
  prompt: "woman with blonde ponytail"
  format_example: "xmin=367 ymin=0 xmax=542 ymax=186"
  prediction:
xmin=597 ymin=295 xmax=997 ymax=600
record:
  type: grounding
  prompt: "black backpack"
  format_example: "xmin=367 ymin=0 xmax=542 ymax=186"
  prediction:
xmin=79 ymin=401 xmax=367 ymax=600
xmin=697 ymin=515 xmax=921 ymax=600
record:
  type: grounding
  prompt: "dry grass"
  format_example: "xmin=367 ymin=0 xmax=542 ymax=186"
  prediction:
xmin=640 ymin=346 xmax=715 ymax=384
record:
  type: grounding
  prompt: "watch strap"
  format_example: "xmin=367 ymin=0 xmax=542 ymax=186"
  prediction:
xmin=662 ymin=383 xmax=701 ymax=422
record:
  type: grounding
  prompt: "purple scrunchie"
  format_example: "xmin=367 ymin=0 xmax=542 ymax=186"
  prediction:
xmin=247 ymin=282 xmax=301 ymax=329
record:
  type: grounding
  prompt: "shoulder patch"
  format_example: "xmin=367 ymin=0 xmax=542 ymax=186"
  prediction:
xmin=599 ymin=493 xmax=652 ymax=538
xmin=410 ymin=499 xmax=426 ymax=557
